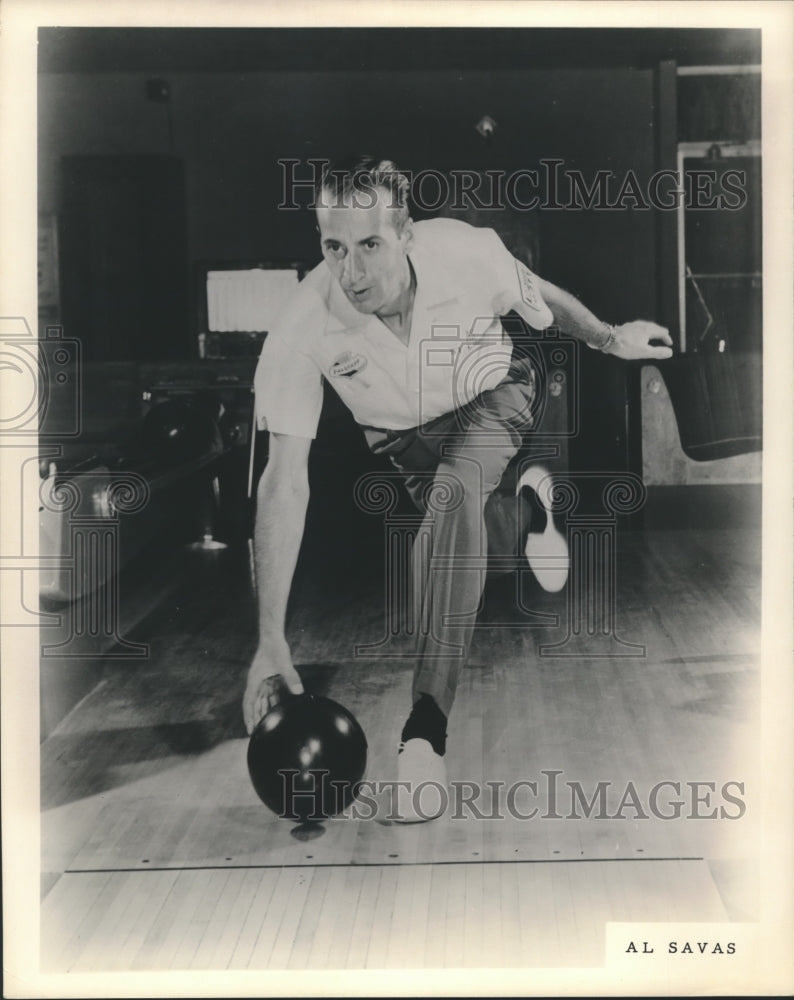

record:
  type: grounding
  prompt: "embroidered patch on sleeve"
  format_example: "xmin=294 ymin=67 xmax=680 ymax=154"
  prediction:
xmin=515 ymin=259 xmax=544 ymax=311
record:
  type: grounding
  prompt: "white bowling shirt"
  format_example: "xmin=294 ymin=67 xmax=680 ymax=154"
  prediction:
xmin=254 ymin=218 xmax=553 ymax=438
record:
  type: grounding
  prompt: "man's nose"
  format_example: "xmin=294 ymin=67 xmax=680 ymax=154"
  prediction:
xmin=341 ymin=249 xmax=364 ymax=286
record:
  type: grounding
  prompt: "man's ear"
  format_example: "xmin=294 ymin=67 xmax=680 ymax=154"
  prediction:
xmin=401 ymin=218 xmax=415 ymax=252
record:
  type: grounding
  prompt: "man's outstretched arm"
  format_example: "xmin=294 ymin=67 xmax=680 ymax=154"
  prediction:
xmin=537 ymin=278 xmax=674 ymax=361
xmin=243 ymin=431 xmax=312 ymax=734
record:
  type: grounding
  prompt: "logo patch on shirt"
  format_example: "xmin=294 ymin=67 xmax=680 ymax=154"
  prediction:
xmin=516 ymin=260 xmax=543 ymax=311
xmin=330 ymin=351 xmax=368 ymax=378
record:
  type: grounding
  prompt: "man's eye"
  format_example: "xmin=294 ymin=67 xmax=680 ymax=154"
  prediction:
xmin=363 ymin=240 xmax=378 ymax=250
xmin=326 ymin=244 xmax=344 ymax=257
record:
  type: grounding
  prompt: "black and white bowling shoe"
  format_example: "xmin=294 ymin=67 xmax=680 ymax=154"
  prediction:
xmin=516 ymin=465 xmax=569 ymax=592
xmin=392 ymin=738 xmax=448 ymax=824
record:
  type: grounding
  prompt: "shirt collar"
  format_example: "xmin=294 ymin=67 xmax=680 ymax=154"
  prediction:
xmin=321 ymin=234 xmax=464 ymax=338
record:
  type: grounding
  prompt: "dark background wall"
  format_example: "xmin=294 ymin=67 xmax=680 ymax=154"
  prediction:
xmin=38 ymin=68 xmax=657 ymax=475
xmin=37 ymin=27 xmax=761 ymax=477
xmin=39 ymin=67 xmax=657 ymax=321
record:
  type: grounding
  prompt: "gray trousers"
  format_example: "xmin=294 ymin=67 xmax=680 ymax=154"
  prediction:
xmin=363 ymin=356 xmax=537 ymax=717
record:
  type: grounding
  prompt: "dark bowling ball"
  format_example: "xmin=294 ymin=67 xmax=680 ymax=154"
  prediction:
xmin=247 ymin=694 xmax=368 ymax=821
xmin=139 ymin=399 xmax=222 ymax=463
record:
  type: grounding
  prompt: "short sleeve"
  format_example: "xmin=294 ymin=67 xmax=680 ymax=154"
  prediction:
xmin=253 ymin=289 xmax=325 ymax=439
xmin=475 ymin=227 xmax=554 ymax=330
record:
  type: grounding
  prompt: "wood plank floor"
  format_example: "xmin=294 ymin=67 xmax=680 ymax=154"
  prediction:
xmin=42 ymin=859 xmax=729 ymax=972
xmin=40 ymin=507 xmax=761 ymax=971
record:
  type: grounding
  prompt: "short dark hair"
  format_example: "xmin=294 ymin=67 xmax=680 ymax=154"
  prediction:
xmin=316 ymin=155 xmax=411 ymax=232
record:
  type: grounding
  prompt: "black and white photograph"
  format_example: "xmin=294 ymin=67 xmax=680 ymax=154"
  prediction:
xmin=1 ymin=1 xmax=792 ymax=996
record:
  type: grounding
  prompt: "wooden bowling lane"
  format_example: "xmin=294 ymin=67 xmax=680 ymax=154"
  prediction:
xmin=41 ymin=512 xmax=760 ymax=969
xmin=41 ymin=857 xmax=730 ymax=972
xmin=44 ymin=530 xmax=759 ymax=871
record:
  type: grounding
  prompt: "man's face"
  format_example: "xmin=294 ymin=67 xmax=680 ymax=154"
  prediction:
xmin=316 ymin=185 xmax=414 ymax=315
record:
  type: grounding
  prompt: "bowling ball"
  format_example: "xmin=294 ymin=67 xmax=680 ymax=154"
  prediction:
xmin=139 ymin=399 xmax=222 ymax=464
xmin=247 ymin=694 xmax=368 ymax=821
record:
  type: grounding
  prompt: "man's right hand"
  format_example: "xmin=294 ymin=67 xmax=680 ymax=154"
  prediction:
xmin=608 ymin=320 xmax=674 ymax=360
xmin=243 ymin=636 xmax=305 ymax=735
